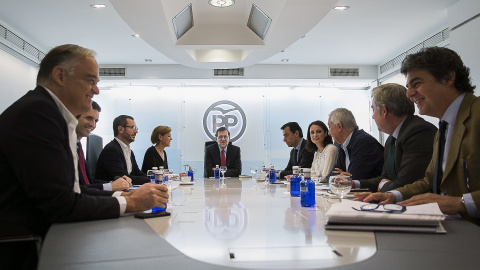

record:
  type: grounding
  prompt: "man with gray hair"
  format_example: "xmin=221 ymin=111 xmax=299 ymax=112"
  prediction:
xmin=328 ymin=108 xmax=384 ymax=180
xmin=354 ymin=83 xmax=437 ymax=192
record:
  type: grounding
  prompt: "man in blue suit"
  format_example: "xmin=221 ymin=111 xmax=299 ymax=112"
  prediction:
xmin=95 ymin=115 xmax=150 ymax=184
xmin=76 ymin=101 xmax=131 ymax=191
xmin=328 ymin=108 xmax=384 ymax=180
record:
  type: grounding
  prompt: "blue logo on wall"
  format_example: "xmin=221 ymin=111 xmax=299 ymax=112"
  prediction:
xmin=203 ymin=100 xmax=247 ymax=142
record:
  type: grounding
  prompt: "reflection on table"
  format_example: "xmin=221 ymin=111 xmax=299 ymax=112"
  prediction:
xmin=145 ymin=178 xmax=376 ymax=269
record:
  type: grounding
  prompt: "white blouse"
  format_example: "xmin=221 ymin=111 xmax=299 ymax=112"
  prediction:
xmin=311 ymin=144 xmax=339 ymax=183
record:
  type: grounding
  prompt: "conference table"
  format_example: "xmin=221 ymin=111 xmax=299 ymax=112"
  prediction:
xmin=38 ymin=178 xmax=479 ymax=270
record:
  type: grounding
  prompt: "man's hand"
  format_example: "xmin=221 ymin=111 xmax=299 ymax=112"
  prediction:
xmin=378 ymin=179 xmax=391 ymax=191
xmin=399 ymin=193 xmax=466 ymax=215
xmin=111 ymin=177 xmax=130 ymax=191
xmin=332 ymin=168 xmax=352 ymax=177
xmin=125 ymin=183 xmax=169 ymax=212
xmin=353 ymin=192 xmax=395 ymax=204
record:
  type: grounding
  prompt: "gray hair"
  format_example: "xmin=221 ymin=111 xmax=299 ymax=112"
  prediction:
xmin=329 ymin=108 xmax=357 ymax=130
xmin=37 ymin=44 xmax=96 ymax=86
xmin=371 ymin=83 xmax=414 ymax=117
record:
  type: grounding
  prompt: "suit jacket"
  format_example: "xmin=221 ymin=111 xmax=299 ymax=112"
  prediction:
xmin=333 ymin=127 xmax=384 ymax=180
xmin=396 ymin=93 xmax=480 ymax=224
xmin=0 ymin=86 xmax=119 ymax=238
xmin=204 ymin=142 xmax=242 ymax=177
xmin=359 ymin=115 xmax=437 ymax=192
xmin=95 ymin=139 xmax=149 ymax=185
xmin=280 ymin=139 xmax=314 ymax=178
xmin=141 ymin=146 xmax=168 ymax=173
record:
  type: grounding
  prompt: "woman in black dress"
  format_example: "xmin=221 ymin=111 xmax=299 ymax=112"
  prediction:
xmin=141 ymin=125 xmax=172 ymax=173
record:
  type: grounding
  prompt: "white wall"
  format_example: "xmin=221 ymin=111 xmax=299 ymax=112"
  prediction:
xmin=449 ymin=0 xmax=480 ymax=96
xmin=94 ymin=86 xmax=372 ymax=177
xmin=0 ymin=49 xmax=37 ymax=113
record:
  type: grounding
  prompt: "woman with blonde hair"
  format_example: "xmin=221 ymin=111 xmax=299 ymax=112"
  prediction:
xmin=142 ymin=125 xmax=172 ymax=173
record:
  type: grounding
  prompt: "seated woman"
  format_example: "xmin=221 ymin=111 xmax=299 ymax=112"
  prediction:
xmin=306 ymin=120 xmax=338 ymax=183
xmin=142 ymin=125 xmax=172 ymax=173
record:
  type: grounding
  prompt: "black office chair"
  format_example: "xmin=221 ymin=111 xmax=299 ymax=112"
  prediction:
xmin=0 ymin=234 xmax=42 ymax=269
xmin=86 ymin=134 xmax=103 ymax=176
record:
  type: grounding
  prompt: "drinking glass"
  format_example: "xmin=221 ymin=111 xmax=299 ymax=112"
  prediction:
xmin=220 ymin=166 xmax=227 ymax=180
xmin=164 ymin=174 xmax=183 ymax=206
xmin=250 ymin=166 xmax=258 ymax=180
xmin=329 ymin=175 xmax=352 ymax=202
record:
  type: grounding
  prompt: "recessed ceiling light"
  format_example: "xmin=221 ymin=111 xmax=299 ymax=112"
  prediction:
xmin=209 ymin=0 xmax=235 ymax=8
xmin=90 ymin=4 xmax=107 ymax=8
xmin=333 ymin=6 xmax=349 ymax=10
xmin=131 ymin=34 xmax=140 ymax=38
xmin=145 ymin=59 xmax=152 ymax=63
xmin=281 ymin=59 xmax=289 ymax=62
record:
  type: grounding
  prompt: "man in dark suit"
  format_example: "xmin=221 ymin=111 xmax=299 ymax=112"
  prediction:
xmin=76 ymin=101 xmax=131 ymax=191
xmin=95 ymin=115 xmax=150 ymax=185
xmin=0 ymin=44 xmax=168 ymax=268
xmin=279 ymin=122 xmax=314 ymax=179
xmin=355 ymin=47 xmax=479 ymax=225
xmin=355 ymin=83 xmax=437 ymax=192
xmin=328 ymin=108 xmax=384 ymax=180
xmin=204 ymin=127 xmax=242 ymax=177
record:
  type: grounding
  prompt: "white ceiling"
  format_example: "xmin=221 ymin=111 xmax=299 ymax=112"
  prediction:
xmin=0 ymin=0 xmax=458 ymax=74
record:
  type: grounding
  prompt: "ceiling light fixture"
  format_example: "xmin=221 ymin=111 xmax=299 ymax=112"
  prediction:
xmin=281 ymin=59 xmax=289 ymax=62
xmin=209 ymin=0 xmax=235 ymax=8
xmin=90 ymin=4 xmax=107 ymax=8
xmin=131 ymin=34 xmax=140 ymax=38
xmin=333 ymin=6 xmax=349 ymax=10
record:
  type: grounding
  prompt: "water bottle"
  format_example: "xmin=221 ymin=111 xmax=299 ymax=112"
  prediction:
xmin=150 ymin=171 xmax=156 ymax=184
xmin=290 ymin=166 xmax=301 ymax=197
xmin=188 ymin=166 xmax=194 ymax=182
xmin=301 ymin=169 xmax=315 ymax=207
xmin=214 ymin=165 xmax=220 ymax=179
xmin=150 ymin=169 xmax=167 ymax=212
xmin=269 ymin=165 xmax=276 ymax=184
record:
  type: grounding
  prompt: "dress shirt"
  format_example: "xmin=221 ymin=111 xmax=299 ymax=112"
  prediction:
xmin=389 ymin=93 xmax=476 ymax=217
xmin=44 ymin=88 xmax=126 ymax=214
xmin=115 ymin=137 xmax=133 ymax=174
xmin=341 ymin=132 xmax=353 ymax=170
xmin=295 ymin=139 xmax=303 ymax=162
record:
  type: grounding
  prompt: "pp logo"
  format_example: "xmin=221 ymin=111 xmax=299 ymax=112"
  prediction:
xmin=203 ymin=100 xmax=246 ymax=142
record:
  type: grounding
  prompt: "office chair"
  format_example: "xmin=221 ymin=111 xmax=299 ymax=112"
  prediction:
xmin=86 ymin=134 xmax=103 ymax=176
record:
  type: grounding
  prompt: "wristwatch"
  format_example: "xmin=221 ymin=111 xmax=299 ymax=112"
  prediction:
xmin=461 ymin=195 xmax=466 ymax=206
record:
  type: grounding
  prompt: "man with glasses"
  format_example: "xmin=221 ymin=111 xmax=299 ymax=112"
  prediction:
xmin=204 ymin=127 xmax=242 ymax=177
xmin=95 ymin=115 xmax=149 ymax=184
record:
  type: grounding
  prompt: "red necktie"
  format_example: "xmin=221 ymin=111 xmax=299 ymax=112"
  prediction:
xmin=221 ymin=149 xmax=226 ymax=167
xmin=77 ymin=142 xmax=90 ymax=185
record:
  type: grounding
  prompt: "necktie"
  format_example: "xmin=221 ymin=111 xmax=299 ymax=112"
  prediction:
xmin=77 ymin=142 xmax=90 ymax=185
xmin=387 ymin=136 xmax=397 ymax=180
xmin=221 ymin=149 xmax=226 ymax=167
xmin=294 ymin=148 xmax=299 ymax=165
xmin=433 ymin=121 xmax=447 ymax=194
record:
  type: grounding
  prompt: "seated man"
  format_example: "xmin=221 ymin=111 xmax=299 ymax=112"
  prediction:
xmin=355 ymin=83 xmax=437 ymax=192
xmin=279 ymin=122 xmax=314 ymax=179
xmin=95 ymin=115 xmax=149 ymax=185
xmin=76 ymin=101 xmax=132 ymax=191
xmin=204 ymin=127 xmax=242 ymax=177
xmin=328 ymin=108 xmax=384 ymax=180
xmin=0 ymin=44 xmax=168 ymax=269
xmin=355 ymin=47 xmax=480 ymax=225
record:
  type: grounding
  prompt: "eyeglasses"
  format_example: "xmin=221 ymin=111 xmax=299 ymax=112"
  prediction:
xmin=123 ymin=125 xmax=138 ymax=131
xmin=217 ymin=135 xmax=229 ymax=139
xmin=352 ymin=203 xmax=406 ymax=214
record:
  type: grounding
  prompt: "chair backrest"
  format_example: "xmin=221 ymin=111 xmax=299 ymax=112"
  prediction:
xmin=87 ymin=134 xmax=103 ymax=176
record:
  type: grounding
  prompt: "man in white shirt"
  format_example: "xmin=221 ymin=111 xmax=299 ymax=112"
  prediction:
xmin=0 ymin=44 xmax=169 ymax=268
xmin=95 ymin=115 xmax=150 ymax=184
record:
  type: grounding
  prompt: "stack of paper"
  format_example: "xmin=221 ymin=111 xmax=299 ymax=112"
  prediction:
xmin=325 ymin=200 xmax=446 ymax=233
